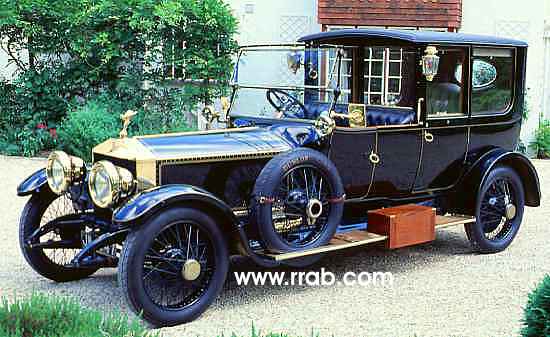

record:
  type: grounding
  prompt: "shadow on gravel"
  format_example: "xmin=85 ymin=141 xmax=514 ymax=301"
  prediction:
xmin=217 ymin=229 xmax=474 ymax=308
xmin=32 ymin=229 xmax=474 ymax=314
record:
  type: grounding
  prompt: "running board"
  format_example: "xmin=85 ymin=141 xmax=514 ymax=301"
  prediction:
xmin=264 ymin=231 xmax=388 ymax=262
xmin=262 ymin=214 xmax=476 ymax=262
xmin=435 ymin=214 xmax=476 ymax=229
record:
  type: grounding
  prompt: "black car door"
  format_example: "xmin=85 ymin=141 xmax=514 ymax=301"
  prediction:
xmin=329 ymin=128 xmax=377 ymax=199
xmin=329 ymin=46 xmax=423 ymax=199
xmin=363 ymin=47 xmax=423 ymax=198
xmin=370 ymin=125 xmax=423 ymax=197
xmin=413 ymin=46 xmax=469 ymax=192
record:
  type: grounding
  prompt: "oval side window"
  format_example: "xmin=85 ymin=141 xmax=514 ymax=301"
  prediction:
xmin=454 ymin=60 xmax=497 ymax=90
xmin=472 ymin=59 xmax=497 ymax=90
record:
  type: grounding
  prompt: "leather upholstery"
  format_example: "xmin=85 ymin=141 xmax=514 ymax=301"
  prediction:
xmin=366 ymin=106 xmax=415 ymax=126
xmin=304 ymin=102 xmax=348 ymax=120
xmin=426 ymin=82 xmax=461 ymax=115
xmin=305 ymin=102 xmax=416 ymax=126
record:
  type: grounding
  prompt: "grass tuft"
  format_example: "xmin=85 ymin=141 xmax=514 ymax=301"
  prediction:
xmin=0 ymin=293 xmax=155 ymax=337
xmin=522 ymin=275 xmax=550 ymax=337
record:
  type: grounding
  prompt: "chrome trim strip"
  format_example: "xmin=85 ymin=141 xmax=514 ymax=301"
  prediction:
xmin=156 ymin=149 xmax=289 ymax=184
xmin=135 ymin=127 xmax=260 ymax=139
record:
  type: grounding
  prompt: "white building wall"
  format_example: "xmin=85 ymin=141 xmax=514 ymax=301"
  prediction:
xmin=0 ymin=48 xmax=19 ymax=81
xmin=225 ymin=0 xmax=320 ymax=45
xmin=461 ymin=0 xmax=550 ymax=147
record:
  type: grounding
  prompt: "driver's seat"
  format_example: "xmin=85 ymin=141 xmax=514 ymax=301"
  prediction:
xmin=304 ymin=102 xmax=348 ymax=119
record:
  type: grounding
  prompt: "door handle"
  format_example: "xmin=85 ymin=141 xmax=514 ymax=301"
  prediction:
xmin=368 ymin=151 xmax=380 ymax=165
xmin=417 ymin=98 xmax=425 ymax=124
xmin=424 ymin=131 xmax=434 ymax=143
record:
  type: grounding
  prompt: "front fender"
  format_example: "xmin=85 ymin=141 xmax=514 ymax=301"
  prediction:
xmin=113 ymin=184 xmax=238 ymax=227
xmin=17 ymin=168 xmax=49 ymax=196
xmin=458 ymin=148 xmax=541 ymax=211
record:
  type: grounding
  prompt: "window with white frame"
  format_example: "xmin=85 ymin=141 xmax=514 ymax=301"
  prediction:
xmin=364 ymin=47 xmax=404 ymax=105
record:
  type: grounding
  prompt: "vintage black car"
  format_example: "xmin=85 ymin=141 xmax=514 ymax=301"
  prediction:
xmin=16 ymin=29 xmax=540 ymax=327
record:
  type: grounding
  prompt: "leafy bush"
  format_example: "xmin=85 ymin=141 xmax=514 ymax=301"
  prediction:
xmin=57 ymin=93 xmax=194 ymax=161
xmin=0 ymin=0 xmax=237 ymax=95
xmin=0 ymin=127 xmax=56 ymax=157
xmin=530 ymin=120 xmax=550 ymax=159
xmin=0 ymin=0 xmax=237 ymax=157
xmin=522 ymin=275 xmax=550 ymax=337
xmin=57 ymin=96 xmax=121 ymax=161
xmin=0 ymin=293 xmax=155 ymax=337
xmin=130 ymin=89 xmax=195 ymax=135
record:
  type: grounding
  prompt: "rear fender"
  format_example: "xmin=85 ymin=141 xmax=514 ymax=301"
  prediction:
xmin=457 ymin=148 xmax=541 ymax=212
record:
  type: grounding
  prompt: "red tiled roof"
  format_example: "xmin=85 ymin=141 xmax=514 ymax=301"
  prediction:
xmin=318 ymin=0 xmax=462 ymax=30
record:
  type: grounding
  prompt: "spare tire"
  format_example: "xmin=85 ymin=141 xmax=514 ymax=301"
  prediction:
xmin=251 ymin=148 xmax=345 ymax=253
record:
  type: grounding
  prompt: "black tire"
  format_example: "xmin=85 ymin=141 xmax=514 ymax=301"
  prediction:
xmin=118 ymin=207 xmax=229 ymax=327
xmin=251 ymin=148 xmax=345 ymax=253
xmin=19 ymin=192 xmax=98 ymax=282
xmin=465 ymin=165 xmax=525 ymax=253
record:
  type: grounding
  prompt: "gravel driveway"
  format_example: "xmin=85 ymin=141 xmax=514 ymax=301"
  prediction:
xmin=1 ymin=155 xmax=549 ymax=337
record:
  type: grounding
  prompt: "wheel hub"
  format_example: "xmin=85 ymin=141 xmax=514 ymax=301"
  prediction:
xmin=306 ymin=199 xmax=323 ymax=218
xmin=306 ymin=198 xmax=323 ymax=226
xmin=182 ymin=259 xmax=201 ymax=281
xmin=505 ymin=203 xmax=517 ymax=220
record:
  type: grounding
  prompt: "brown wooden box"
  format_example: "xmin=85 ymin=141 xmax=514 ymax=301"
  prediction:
xmin=367 ymin=204 xmax=436 ymax=249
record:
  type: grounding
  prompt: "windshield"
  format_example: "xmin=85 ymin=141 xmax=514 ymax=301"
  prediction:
xmin=229 ymin=45 xmax=344 ymax=121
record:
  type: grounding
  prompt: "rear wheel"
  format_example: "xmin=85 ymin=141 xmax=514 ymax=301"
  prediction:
xmin=119 ymin=207 xmax=229 ymax=327
xmin=19 ymin=192 xmax=98 ymax=282
xmin=465 ymin=166 xmax=525 ymax=253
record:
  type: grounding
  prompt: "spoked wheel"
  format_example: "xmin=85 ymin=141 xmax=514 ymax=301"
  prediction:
xmin=252 ymin=148 xmax=345 ymax=255
xmin=269 ymin=165 xmax=329 ymax=267
xmin=466 ymin=165 xmax=525 ymax=253
xmin=19 ymin=192 xmax=98 ymax=282
xmin=119 ymin=207 xmax=228 ymax=327
xmin=273 ymin=164 xmax=333 ymax=247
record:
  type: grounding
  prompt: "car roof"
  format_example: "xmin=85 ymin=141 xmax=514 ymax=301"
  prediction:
xmin=298 ymin=28 xmax=528 ymax=47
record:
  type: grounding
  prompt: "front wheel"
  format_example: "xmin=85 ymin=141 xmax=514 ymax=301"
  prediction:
xmin=19 ymin=192 xmax=98 ymax=282
xmin=465 ymin=166 xmax=525 ymax=253
xmin=118 ymin=207 xmax=229 ymax=327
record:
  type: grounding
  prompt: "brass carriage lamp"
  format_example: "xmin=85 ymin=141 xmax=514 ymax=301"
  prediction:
xmin=422 ymin=46 xmax=440 ymax=82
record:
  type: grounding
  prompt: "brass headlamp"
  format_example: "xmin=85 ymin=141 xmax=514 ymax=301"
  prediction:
xmin=46 ymin=151 xmax=85 ymax=195
xmin=88 ymin=161 xmax=135 ymax=208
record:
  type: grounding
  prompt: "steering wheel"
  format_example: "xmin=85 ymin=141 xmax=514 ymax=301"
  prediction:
xmin=266 ymin=89 xmax=307 ymax=119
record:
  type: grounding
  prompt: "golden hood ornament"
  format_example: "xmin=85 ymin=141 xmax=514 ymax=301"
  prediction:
xmin=119 ymin=110 xmax=138 ymax=139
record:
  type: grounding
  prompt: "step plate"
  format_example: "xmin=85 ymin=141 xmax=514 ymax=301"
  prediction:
xmin=262 ymin=214 xmax=476 ymax=261
xmin=435 ymin=214 xmax=476 ymax=229
xmin=265 ymin=231 xmax=387 ymax=261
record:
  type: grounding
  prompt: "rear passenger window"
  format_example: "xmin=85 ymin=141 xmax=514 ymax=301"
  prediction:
xmin=426 ymin=48 xmax=466 ymax=118
xmin=471 ymin=48 xmax=515 ymax=115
